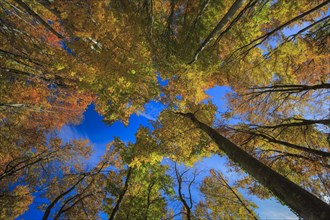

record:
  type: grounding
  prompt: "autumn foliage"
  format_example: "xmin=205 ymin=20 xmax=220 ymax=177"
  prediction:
xmin=1 ymin=0 xmax=329 ymax=219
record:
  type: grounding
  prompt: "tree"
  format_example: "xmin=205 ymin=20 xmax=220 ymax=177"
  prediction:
xmin=0 ymin=185 xmax=33 ymax=219
xmin=103 ymin=134 xmax=173 ymax=220
xmin=153 ymin=101 xmax=219 ymax=165
xmin=1 ymin=0 xmax=330 ymax=218
xmin=1 ymin=0 xmax=160 ymax=125
xmin=0 ymin=136 xmax=92 ymax=220
xmin=173 ymin=163 xmax=196 ymax=220
xmin=195 ymin=169 xmax=257 ymax=219
xmin=41 ymin=161 xmax=107 ymax=220
xmin=175 ymin=111 xmax=330 ymax=219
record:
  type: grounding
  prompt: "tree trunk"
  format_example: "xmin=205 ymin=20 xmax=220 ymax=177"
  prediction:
xmin=189 ymin=0 xmax=245 ymax=64
xmin=249 ymin=118 xmax=330 ymax=129
xmin=179 ymin=112 xmax=330 ymax=219
xmin=174 ymin=163 xmax=192 ymax=220
xmin=108 ymin=167 xmax=133 ymax=220
xmin=210 ymin=169 xmax=258 ymax=220
xmin=13 ymin=0 xmax=65 ymax=39
xmin=42 ymin=175 xmax=86 ymax=220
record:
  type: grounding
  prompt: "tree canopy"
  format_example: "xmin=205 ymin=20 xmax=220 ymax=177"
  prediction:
xmin=1 ymin=0 xmax=329 ymax=219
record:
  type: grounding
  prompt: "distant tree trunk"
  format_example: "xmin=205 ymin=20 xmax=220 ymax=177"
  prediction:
xmin=42 ymin=175 xmax=86 ymax=220
xmin=249 ymin=83 xmax=330 ymax=93
xmin=13 ymin=0 xmax=65 ymax=39
xmin=189 ymin=0 xmax=246 ymax=64
xmin=174 ymin=163 xmax=194 ymax=220
xmin=108 ymin=167 xmax=133 ymax=220
xmin=144 ymin=182 xmax=154 ymax=220
xmin=53 ymin=194 xmax=93 ymax=220
xmin=177 ymin=112 xmax=330 ymax=220
xmin=210 ymin=169 xmax=258 ymax=220
xmin=0 ymin=149 xmax=59 ymax=181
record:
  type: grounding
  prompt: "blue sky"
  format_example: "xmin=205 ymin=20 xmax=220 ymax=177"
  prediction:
xmin=20 ymin=86 xmax=298 ymax=219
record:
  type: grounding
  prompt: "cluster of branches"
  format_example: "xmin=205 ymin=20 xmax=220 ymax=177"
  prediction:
xmin=1 ymin=0 xmax=330 ymax=219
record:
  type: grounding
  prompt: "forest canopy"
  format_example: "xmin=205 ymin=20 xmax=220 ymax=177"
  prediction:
xmin=0 ymin=0 xmax=330 ymax=219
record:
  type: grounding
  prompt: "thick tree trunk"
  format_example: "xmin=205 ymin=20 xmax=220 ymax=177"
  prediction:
xmin=179 ymin=112 xmax=330 ymax=219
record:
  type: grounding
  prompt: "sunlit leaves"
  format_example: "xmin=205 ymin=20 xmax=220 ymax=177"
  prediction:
xmin=196 ymin=169 xmax=258 ymax=219
xmin=153 ymin=102 xmax=218 ymax=165
xmin=0 ymin=185 xmax=33 ymax=219
xmin=1 ymin=0 xmax=329 ymax=218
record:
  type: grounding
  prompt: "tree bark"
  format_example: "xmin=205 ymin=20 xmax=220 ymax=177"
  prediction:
xmin=178 ymin=112 xmax=330 ymax=219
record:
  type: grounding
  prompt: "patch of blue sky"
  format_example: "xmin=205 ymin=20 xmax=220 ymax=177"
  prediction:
xmin=255 ymin=197 xmax=298 ymax=219
xmin=60 ymin=41 xmax=75 ymax=55
xmin=19 ymin=193 xmax=48 ymax=220
xmin=157 ymin=72 xmax=169 ymax=86
xmin=204 ymin=85 xmax=231 ymax=118
xmin=205 ymin=85 xmax=245 ymax=126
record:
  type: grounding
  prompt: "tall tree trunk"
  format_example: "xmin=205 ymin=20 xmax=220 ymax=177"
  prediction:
xmin=189 ymin=0 xmax=246 ymax=64
xmin=178 ymin=112 xmax=330 ymax=219
xmin=13 ymin=0 xmax=65 ymax=39
xmin=231 ymin=0 xmax=330 ymax=56
xmin=248 ymin=118 xmax=330 ymax=129
xmin=248 ymin=83 xmax=330 ymax=95
xmin=108 ymin=167 xmax=133 ymax=220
